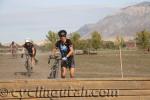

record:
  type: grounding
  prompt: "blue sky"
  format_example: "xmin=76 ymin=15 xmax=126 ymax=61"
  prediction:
xmin=0 ymin=0 xmax=150 ymax=43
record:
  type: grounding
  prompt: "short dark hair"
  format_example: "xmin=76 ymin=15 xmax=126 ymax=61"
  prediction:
xmin=58 ymin=30 xmax=67 ymax=37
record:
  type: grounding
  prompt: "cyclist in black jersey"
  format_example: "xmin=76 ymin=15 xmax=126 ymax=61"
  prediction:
xmin=22 ymin=38 xmax=37 ymax=69
xmin=53 ymin=30 xmax=75 ymax=79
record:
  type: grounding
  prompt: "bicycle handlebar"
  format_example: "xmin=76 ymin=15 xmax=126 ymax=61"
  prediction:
xmin=49 ymin=55 xmax=61 ymax=59
xmin=48 ymin=55 xmax=61 ymax=64
xmin=21 ymin=53 xmax=33 ymax=58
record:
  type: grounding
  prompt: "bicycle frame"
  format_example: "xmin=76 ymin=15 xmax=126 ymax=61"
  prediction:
xmin=11 ymin=48 xmax=17 ymax=58
xmin=24 ymin=51 xmax=32 ymax=77
xmin=48 ymin=55 xmax=61 ymax=79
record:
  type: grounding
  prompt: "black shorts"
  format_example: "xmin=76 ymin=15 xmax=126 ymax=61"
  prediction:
xmin=29 ymin=51 xmax=36 ymax=57
xmin=61 ymin=57 xmax=75 ymax=69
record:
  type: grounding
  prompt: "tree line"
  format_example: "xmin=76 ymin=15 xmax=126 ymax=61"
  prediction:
xmin=44 ymin=30 xmax=150 ymax=51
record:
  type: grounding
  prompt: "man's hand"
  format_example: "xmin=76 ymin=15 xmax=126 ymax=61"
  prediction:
xmin=62 ymin=57 xmax=67 ymax=61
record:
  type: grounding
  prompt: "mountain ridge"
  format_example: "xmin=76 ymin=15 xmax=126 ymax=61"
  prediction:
xmin=77 ymin=1 xmax=150 ymax=40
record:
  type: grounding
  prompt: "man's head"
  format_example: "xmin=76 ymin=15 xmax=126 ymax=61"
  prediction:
xmin=58 ymin=30 xmax=67 ymax=42
xmin=25 ymin=38 xmax=32 ymax=46
xmin=12 ymin=41 xmax=14 ymax=45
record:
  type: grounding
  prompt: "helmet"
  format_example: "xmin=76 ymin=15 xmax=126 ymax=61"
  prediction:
xmin=25 ymin=38 xmax=32 ymax=43
xmin=58 ymin=30 xmax=67 ymax=37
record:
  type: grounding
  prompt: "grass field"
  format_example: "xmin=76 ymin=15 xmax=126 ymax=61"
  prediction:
xmin=0 ymin=50 xmax=150 ymax=79
xmin=75 ymin=50 xmax=150 ymax=78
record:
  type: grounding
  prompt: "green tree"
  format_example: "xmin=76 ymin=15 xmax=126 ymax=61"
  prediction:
xmin=91 ymin=31 xmax=102 ymax=50
xmin=46 ymin=31 xmax=58 ymax=50
xmin=103 ymin=41 xmax=115 ymax=49
xmin=78 ymin=39 xmax=89 ymax=50
xmin=136 ymin=30 xmax=150 ymax=49
xmin=70 ymin=32 xmax=81 ymax=49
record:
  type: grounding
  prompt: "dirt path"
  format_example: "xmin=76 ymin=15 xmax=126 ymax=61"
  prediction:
xmin=1 ymin=53 xmax=150 ymax=80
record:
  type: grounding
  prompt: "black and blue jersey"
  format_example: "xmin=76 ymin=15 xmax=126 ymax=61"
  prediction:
xmin=55 ymin=39 xmax=75 ymax=68
xmin=55 ymin=39 xmax=73 ymax=58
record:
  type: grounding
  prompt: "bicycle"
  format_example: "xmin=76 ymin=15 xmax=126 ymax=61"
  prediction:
xmin=48 ymin=55 xmax=61 ymax=79
xmin=11 ymin=47 xmax=17 ymax=58
xmin=21 ymin=51 xmax=33 ymax=77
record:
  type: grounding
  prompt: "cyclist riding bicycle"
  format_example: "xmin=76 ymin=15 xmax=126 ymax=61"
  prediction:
xmin=22 ymin=38 xmax=37 ymax=69
xmin=10 ymin=41 xmax=18 ymax=57
xmin=53 ymin=30 xmax=75 ymax=79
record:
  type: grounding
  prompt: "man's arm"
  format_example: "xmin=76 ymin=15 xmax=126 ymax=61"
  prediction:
xmin=66 ymin=46 xmax=74 ymax=58
xmin=21 ymin=45 xmax=25 ymax=58
xmin=32 ymin=47 xmax=35 ymax=55
xmin=66 ymin=40 xmax=74 ymax=58
xmin=15 ymin=44 xmax=18 ymax=50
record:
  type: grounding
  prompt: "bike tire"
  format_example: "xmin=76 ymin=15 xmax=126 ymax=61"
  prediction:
xmin=25 ymin=60 xmax=32 ymax=77
xmin=49 ymin=65 xmax=57 ymax=79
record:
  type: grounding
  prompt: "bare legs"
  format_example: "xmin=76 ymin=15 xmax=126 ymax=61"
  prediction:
xmin=61 ymin=67 xmax=75 ymax=79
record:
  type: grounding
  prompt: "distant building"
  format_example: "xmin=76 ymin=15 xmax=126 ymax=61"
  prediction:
xmin=125 ymin=40 xmax=137 ymax=49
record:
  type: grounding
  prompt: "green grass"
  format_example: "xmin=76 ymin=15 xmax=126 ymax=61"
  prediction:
xmin=74 ymin=50 xmax=150 ymax=78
